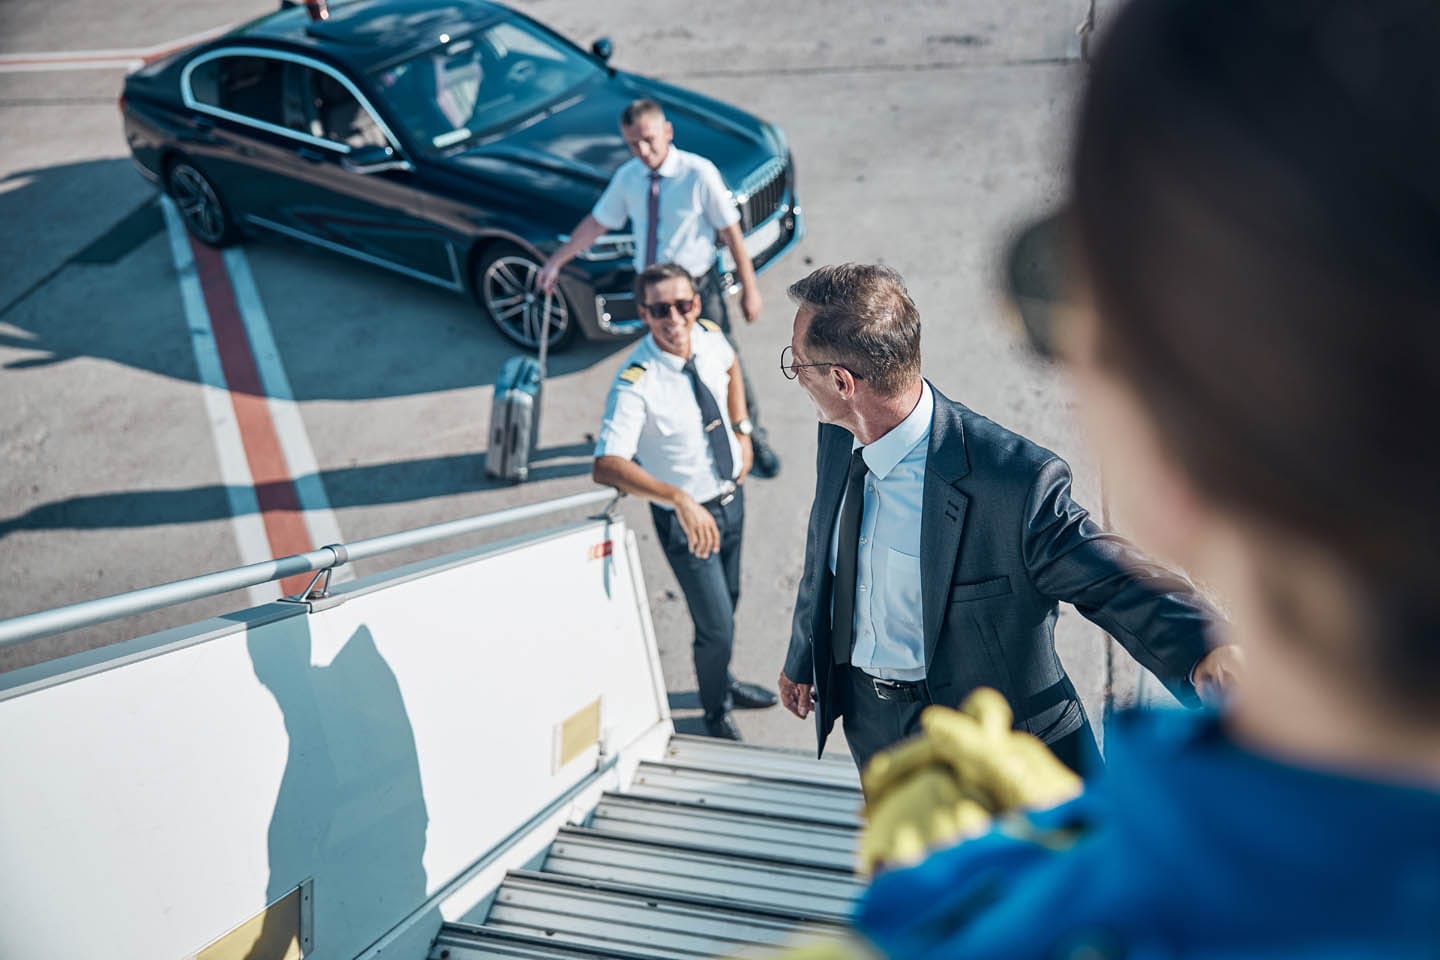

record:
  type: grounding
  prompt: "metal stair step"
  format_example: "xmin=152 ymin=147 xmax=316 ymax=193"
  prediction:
xmin=483 ymin=872 xmax=839 ymax=959
xmin=431 ymin=923 xmax=660 ymax=960
xmin=662 ymin=735 xmax=861 ymax=790
xmin=543 ymin=827 xmax=860 ymax=921
xmin=586 ymin=793 xmax=857 ymax=872
xmin=627 ymin=762 xmax=862 ymax=829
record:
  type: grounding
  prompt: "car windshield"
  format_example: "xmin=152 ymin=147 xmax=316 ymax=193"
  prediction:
xmin=373 ymin=18 xmax=601 ymax=153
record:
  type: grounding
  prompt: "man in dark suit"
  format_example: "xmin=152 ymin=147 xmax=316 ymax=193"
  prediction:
xmin=777 ymin=264 xmax=1239 ymax=775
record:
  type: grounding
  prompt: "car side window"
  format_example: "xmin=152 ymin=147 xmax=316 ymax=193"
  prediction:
xmin=190 ymin=56 xmax=287 ymax=127
xmin=306 ymin=68 xmax=389 ymax=150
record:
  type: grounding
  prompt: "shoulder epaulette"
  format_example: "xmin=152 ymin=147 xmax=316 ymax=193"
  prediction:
xmin=618 ymin=361 xmax=648 ymax=384
xmin=697 ymin=318 xmax=722 ymax=333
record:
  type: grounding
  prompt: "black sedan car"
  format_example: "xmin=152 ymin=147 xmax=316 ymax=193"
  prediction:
xmin=121 ymin=0 xmax=801 ymax=349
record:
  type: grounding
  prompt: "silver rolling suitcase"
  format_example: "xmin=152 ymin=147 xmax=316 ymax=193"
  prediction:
xmin=485 ymin=292 xmax=551 ymax=482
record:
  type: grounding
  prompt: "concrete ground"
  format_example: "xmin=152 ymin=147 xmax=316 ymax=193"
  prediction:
xmin=0 ymin=0 xmax=1168 ymax=757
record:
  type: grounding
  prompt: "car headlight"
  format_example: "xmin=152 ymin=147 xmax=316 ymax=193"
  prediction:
xmin=568 ymin=232 xmax=636 ymax=262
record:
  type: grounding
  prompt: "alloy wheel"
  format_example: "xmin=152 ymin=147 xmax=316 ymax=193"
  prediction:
xmin=482 ymin=255 xmax=571 ymax=348
xmin=169 ymin=163 xmax=228 ymax=246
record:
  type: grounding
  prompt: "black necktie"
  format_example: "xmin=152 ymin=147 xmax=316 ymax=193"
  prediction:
xmin=682 ymin=356 xmax=735 ymax=481
xmin=831 ymin=448 xmax=869 ymax=666
xmin=644 ymin=171 xmax=661 ymax=267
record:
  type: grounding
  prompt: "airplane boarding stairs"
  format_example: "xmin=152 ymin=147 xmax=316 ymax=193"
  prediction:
xmin=434 ymin=735 xmax=864 ymax=960
xmin=0 ymin=492 xmax=869 ymax=960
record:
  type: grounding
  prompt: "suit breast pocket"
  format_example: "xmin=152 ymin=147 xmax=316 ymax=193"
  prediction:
xmin=949 ymin=575 xmax=1013 ymax=603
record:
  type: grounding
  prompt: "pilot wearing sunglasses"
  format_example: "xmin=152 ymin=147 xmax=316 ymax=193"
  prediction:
xmin=593 ymin=262 xmax=779 ymax=741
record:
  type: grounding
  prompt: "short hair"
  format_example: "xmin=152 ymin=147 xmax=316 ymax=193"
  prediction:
xmin=620 ymin=98 xmax=665 ymax=128
xmin=634 ymin=261 xmax=697 ymax=303
xmin=787 ymin=264 xmax=921 ymax=397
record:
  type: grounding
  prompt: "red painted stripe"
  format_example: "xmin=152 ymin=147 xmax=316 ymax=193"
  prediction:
xmin=188 ymin=236 xmax=314 ymax=596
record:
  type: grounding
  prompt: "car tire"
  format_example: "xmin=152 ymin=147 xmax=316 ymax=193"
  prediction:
xmin=166 ymin=158 xmax=238 ymax=247
xmin=475 ymin=243 xmax=578 ymax=352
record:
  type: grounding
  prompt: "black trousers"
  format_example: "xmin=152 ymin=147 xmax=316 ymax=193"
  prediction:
xmin=650 ymin=487 xmax=745 ymax=718
xmin=694 ymin=263 xmax=768 ymax=447
xmin=841 ymin=666 xmax=1105 ymax=783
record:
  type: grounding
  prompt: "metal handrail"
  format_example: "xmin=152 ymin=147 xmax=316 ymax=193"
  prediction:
xmin=0 ymin=489 xmax=619 ymax=650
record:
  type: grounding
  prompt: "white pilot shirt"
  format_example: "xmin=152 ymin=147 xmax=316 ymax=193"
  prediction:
xmin=591 ymin=148 xmax=740 ymax=277
xmin=594 ymin=323 xmax=742 ymax=508
xmin=829 ymin=381 xmax=935 ymax=681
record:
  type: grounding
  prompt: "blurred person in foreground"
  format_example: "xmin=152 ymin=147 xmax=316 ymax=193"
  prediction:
xmin=769 ymin=0 xmax=1440 ymax=956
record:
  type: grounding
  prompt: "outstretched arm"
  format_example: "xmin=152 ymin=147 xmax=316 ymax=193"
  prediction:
xmin=1021 ymin=457 xmax=1220 ymax=706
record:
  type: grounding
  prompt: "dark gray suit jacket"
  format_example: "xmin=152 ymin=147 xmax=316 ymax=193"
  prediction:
xmin=784 ymin=384 xmax=1215 ymax=756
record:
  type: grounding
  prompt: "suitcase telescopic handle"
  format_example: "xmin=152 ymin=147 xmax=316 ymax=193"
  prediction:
xmin=537 ymin=289 xmax=552 ymax=379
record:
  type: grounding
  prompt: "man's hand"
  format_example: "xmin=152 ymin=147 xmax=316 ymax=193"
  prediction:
xmin=741 ymin=284 xmax=763 ymax=324
xmin=1193 ymin=644 xmax=1245 ymax=706
xmin=779 ymin=670 xmax=813 ymax=719
xmin=536 ymin=258 xmax=562 ymax=294
xmin=736 ymin=434 xmax=754 ymax=483
xmin=672 ymin=492 xmax=720 ymax=558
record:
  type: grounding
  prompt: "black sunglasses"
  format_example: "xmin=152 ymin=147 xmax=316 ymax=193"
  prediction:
xmin=640 ymin=296 xmax=698 ymax=320
xmin=1002 ymin=209 xmax=1071 ymax=361
xmin=780 ymin=344 xmax=865 ymax=381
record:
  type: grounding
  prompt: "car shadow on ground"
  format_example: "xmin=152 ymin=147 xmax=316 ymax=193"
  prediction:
xmin=0 ymin=160 xmax=634 ymax=402
xmin=0 ymin=444 xmax=596 ymax=539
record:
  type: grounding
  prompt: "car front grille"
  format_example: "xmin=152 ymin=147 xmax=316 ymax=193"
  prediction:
xmin=736 ymin=157 xmax=788 ymax=233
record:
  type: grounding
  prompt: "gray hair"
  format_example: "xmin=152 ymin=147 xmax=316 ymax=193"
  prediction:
xmin=788 ymin=264 xmax=921 ymax=396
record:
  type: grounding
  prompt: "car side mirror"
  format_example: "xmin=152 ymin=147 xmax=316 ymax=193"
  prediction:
xmin=591 ymin=37 xmax=614 ymax=62
xmin=341 ymin=143 xmax=412 ymax=175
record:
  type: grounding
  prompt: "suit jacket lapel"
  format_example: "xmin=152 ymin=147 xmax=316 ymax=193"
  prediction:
xmin=921 ymin=386 xmax=972 ymax=668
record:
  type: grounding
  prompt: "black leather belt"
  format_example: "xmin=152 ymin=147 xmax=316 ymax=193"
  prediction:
xmin=861 ymin=671 xmax=926 ymax=703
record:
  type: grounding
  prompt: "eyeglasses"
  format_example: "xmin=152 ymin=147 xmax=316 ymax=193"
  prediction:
xmin=780 ymin=344 xmax=865 ymax=381
xmin=1002 ymin=208 xmax=1072 ymax=361
xmin=640 ymin=296 xmax=698 ymax=320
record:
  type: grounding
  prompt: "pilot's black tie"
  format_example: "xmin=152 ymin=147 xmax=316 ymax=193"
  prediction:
xmin=682 ymin=356 xmax=735 ymax=482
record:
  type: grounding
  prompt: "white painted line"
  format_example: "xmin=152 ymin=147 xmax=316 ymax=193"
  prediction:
xmin=0 ymin=58 xmax=143 ymax=73
xmin=223 ymin=248 xmax=352 ymax=583
xmin=160 ymin=197 xmax=279 ymax=607
xmin=0 ymin=23 xmax=232 ymax=74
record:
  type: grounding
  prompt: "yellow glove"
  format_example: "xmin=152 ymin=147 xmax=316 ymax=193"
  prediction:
xmin=857 ymin=687 xmax=1083 ymax=875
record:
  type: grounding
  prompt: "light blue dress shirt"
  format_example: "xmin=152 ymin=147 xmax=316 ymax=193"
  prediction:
xmin=829 ymin=381 xmax=934 ymax=681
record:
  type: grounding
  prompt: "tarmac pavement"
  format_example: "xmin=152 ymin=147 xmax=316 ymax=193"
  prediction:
xmin=0 ymin=0 xmax=1171 ymax=756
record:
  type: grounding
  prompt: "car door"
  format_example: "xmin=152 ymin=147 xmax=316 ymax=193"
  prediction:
xmin=181 ymin=50 xmax=309 ymax=220
xmin=249 ymin=60 xmax=463 ymax=289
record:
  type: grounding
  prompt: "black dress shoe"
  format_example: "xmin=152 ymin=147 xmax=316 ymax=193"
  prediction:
xmin=704 ymin=712 xmax=743 ymax=741
xmin=729 ymin=680 xmax=779 ymax=710
xmin=749 ymin=442 xmax=781 ymax=479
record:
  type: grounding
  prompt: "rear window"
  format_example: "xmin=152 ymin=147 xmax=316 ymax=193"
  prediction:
xmin=189 ymin=56 xmax=286 ymax=127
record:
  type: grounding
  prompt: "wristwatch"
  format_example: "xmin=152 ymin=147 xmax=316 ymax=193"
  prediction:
xmin=732 ymin=418 xmax=754 ymax=437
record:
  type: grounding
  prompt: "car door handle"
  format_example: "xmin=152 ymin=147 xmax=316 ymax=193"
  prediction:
xmin=297 ymin=148 xmax=326 ymax=164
